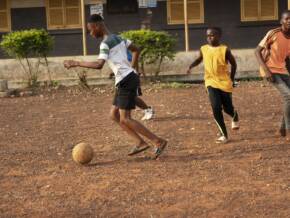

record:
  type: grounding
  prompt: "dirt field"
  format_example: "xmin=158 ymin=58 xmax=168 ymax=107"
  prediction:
xmin=0 ymin=81 xmax=289 ymax=218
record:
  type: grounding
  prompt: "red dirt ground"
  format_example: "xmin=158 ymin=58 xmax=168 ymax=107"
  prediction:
xmin=0 ymin=81 xmax=289 ymax=218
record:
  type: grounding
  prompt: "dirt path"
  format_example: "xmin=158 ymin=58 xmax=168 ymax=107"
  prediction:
xmin=0 ymin=81 xmax=289 ymax=217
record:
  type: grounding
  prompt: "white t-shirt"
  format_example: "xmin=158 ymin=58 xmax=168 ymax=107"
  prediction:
xmin=98 ymin=34 xmax=135 ymax=85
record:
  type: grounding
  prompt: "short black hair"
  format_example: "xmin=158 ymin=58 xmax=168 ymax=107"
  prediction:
xmin=281 ymin=10 xmax=290 ymax=18
xmin=88 ymin=14 xmax=104 ymax=23
xmin=207 ymin=27 xmax=222 ymax=36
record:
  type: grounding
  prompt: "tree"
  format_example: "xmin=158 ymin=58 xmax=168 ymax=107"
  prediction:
xmin=0 ymin=29 xmax=54 ymax=87
xmin=121 ymin=30 xmax=176 ymax=76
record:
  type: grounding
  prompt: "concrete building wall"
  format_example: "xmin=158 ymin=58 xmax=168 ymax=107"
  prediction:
xmin=0 ymin=0 xmax=289 ymax=58
xmin=0 ymin=48 xmax=260 ymax=83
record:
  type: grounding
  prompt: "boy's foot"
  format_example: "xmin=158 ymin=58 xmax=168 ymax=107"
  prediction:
xmin=153 ymin=140 xmax=167 ymax=160
xmin=215 ymin=136 xmax=228 ymax=144
xmin=232 ymin=111 xmax=239 ymax=130
xmin=128 ymin=144 xmax=150 ymax=156
xmin=141 ymin=107 xmax=154 ymax=121
xmin=231 ymin=121 xmax=240 ymax=130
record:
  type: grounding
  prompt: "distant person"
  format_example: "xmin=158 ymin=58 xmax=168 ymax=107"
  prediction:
xmin=64 ymin=14 xmax=167 ymax=159
xmin=187 ymin=27 xmax=239 ymax=144
xmin=109 ymin=49 xmax=154 ymax=121
xmin=127 ymin=49 xmax=155 ymax=121
xmin=255 ymin=10 xmax=290 ymax=137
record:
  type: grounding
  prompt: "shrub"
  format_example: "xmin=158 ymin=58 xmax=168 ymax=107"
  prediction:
xmin=0 ymin=29 xmax=54 ymax=87
xmin=77 ymin=71 xmax=90 ymax=89
xmin=121 ymin=30 xmax=176 ymax=76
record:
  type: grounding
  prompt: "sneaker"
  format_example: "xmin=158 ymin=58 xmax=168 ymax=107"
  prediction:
xmin=231 ymin=121 xmax=239 ymax=130
xmin=141 ymin=107 xmax=154 ymax=121
xmin=215 ymin=136 xmax=228 ymax=144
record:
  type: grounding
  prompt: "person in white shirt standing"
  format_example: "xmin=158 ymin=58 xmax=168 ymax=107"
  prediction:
xmin=64 ymin=14 xmax=167 ymax=159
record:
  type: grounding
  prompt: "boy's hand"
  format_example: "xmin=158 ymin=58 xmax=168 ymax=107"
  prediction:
xmin=266 ymin=75 xmax=274 ymax=83
xmin=264 ymin=69 xmax=274 ymax=82
xmin=233 ymin=80 xmax=239 ymax=88
xmin=64 ymin=60 xmax=79 ymax=69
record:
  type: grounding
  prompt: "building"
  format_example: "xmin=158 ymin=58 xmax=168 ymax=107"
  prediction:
xmin=0 ymin=0 xmax=289 ymax=58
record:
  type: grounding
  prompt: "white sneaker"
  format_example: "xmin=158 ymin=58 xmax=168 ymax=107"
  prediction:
xmin=141 ymin=107 xmax=154 ymax=120
xmin=215 ymin=136 xmax=228 ymax=144
xmin=232 ymin=121 xmax=239 ymax=130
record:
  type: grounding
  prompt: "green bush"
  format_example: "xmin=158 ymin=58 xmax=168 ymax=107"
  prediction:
xmin=0 ymin=29 xmax=54 ymax=87
xmin=121 ymin=30 xmax=176 ymax=76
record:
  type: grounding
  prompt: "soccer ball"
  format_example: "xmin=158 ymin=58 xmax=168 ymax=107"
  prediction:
xmin=72 ymin=143 xmax=94 ymax=164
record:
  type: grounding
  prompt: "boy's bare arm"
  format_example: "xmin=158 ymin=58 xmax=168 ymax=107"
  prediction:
xmin=286 ymin=57 xmax=290 ymax=73
xmin=255 ymin=46 xmax=273 ymax=81
xmin=226 ymin=48 xmax=237 ymax=82
xmin=64 ymin=59 xmax=105 ymax=70
xmin=187 ymin=50 xmax=203 ymax=74
xmin=128 ymin=43 xmax=140 ymax=71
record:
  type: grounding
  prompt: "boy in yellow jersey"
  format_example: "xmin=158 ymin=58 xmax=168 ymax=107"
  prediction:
xmin=187 ymin=27 xmax=239 ymax=143
xmin=255 ymin=11 xmax=290 ymax=137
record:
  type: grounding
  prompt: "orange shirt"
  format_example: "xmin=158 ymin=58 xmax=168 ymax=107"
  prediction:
xmin=259 ymin=29 xmax=290 ymax=75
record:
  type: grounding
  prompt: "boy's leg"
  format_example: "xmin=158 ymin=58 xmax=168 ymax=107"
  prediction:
xmin=220 ymin=91 xmax=239 ymax=125
xmin=220 ymin=91 xmax=235 ymax=117
xmin=136 ymin=97 xmax=150 ymax=110
xmin=208 ymin=86 xmax=228 ymax=139
xmin=110 ymin=106 xmax=146 ymax=146
xmin=118 ymin=109 xmax=165 ymax=146
xmin=136 ymin=96 xmax=155 ymax=121
xmin=135 ymin=78 xmax=148 ymax=110
xmin=113 ymin=72 xmax=166 ymax=157
xmin=272 ymin=74 xmax=290 ymax=135
xmin=280 ymin=117 xmax=286 ymax=137
xmin=135 ymin=84 xmax=154 ymax=121
xmin=119 ymin=108 xmax=167 ymax=159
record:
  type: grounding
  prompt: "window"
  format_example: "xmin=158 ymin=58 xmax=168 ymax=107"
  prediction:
xmin=0 ymin=0 xmax=10 ymax=32
xmin=167 ymin=0 xmax=204 ymax=25
xmin=45 ymin=0 xmax=81 ymax=30
xmin=241 ymin=0 xmax=278 ymax=21
xmin=107 ymin=0 xmax=138 ymax=14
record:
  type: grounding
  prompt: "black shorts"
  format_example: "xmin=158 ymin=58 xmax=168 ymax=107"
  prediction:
xmin=113 ymin=72 xmax=140 ymax=110
xmin=138 ymin=86 xmax=142 ymax=96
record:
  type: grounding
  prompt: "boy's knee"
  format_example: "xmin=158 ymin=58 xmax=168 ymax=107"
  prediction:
xmin=120 ymin=117 xmax=130 ymax=125
xmin=212 ymin=105 xmax=222 ymax=114
xmin=223 ymin=106 xmax=234 ymax=115
xmin=110 ymin=110 xmax=118 ymax=122
xmin=110 ymin=114 xmax=117 ymax=122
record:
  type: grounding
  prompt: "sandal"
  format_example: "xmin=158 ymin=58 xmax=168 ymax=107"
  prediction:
xmin=153 ymin=140 xmax=168 ymax=160
xmin=128 ymin=144 xmax=150 ymax=156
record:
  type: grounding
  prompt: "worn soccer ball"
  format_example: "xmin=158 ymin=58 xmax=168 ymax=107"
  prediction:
xmin=72 ymin=143 xmax=94 ymax=164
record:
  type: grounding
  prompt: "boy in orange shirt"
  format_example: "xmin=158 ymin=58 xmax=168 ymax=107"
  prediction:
xmin=255 ymin=11 xmax=290 ymax=137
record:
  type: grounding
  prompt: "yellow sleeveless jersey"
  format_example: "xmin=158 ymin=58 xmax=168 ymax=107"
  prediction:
xmin=200 ymin=44 xmax=233 ymax=93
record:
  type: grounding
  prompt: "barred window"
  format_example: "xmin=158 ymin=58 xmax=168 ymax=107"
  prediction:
xmin=241 ymin=0 xmax=278 ymax=22
xmin=46 ymin=0 xmax=81 ymax=30
xmin=0 ymin=0 xmax=10 ymax=32
xmin=167 ymin=0 xmax=204 ymax=25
